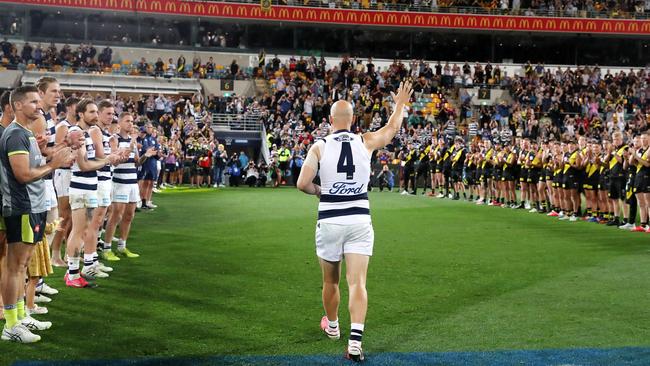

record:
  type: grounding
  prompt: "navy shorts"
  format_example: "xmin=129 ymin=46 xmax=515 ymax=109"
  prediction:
xmin=139 ymin=166 xmax=158 ymax=181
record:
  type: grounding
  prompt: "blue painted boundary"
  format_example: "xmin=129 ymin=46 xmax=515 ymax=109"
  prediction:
xmin=12 ymin=347 xmax=650 ymax=366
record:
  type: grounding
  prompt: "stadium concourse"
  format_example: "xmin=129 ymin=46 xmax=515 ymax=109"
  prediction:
xmin=0 ymin=36 xmax=649 ymax=363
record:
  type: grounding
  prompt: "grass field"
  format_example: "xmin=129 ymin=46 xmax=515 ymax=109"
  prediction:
xmin=3 ymin=187 xmax=650 ymax=365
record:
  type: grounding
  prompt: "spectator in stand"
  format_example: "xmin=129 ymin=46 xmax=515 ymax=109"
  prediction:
xmin=154 ymin=94 xmax=167 ymax=123
xmin=138 ymin=57 xmax=149 ymax=75
xmin=177 ymin=55 xmax=186 ymax=77
xmin=154 ymin=57 xmax=164 ymax=77
xmin=230 ymin=59 xmax=239 ymax=78
xmin=165 ymin=58 xmax=176 ymax=78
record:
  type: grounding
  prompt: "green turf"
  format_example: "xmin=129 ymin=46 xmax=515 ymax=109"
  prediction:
xmin=3 ymin=187 xmax=650 ymax=365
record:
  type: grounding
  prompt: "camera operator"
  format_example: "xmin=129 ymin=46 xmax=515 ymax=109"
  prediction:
xmin=244 ymin=161 xmax=259 ymax=187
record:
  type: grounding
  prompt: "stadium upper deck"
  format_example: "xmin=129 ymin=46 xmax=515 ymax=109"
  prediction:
xmin=0 ymin=0 xmax=648 ymax=65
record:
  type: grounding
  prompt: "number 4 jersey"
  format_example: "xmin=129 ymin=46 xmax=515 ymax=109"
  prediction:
xmin=317 ymin=130 xmax=371 ymax=225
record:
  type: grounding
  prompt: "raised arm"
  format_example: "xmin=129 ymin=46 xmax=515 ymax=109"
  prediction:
xmin=362 ymin=81 xmax=413 ymax=153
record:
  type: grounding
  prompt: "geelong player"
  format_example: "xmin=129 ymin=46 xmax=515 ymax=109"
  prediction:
xmin=65 ymin=99 xmax=122 ymax=288
xmin=51 ymin=97 xmax=79 ymax=267
xmin=103 ymin=112 xmax=152 ymax=260
xmin=84 ymin=100 xmax=118 ymax=274
xmin=297 ymin=81 xmax=412 ymax=362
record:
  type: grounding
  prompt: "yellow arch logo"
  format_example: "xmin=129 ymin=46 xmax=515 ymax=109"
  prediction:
xmin=307 ymin=10 xmax=317 ymax=20
xmin=586 ymin=21 xmax=596 ymax=31
xmin=428 ymin=15 xmax=437 ymax=25
xmin=293 ymin=9 xmax=304 ymax=19
xmin=615 ymin=22 xmax=625 ymax=32
xmin=641 ymin=22 xmax=650 ymax=32
xmin=441 ymin=16 xmax=450 ymax=26
xmin=165 ymin=1 xmax=176 ymax=12
xmin=480 ymin=17 xmax=490 ymax=27
xmin=361 ymin=12 xmax=370 ymax=23
xmin=454 ymin=17 xmax=464 ymax=27
xmin=628 ymin=22 xmax=638 ymax=32
xmin=467 ymin=17 xmax=477 ymax=27
xmin=193 ymin=3 xmax=205 ymax=14
xmin=224 ymin=5 xmax=233 ymax=15
xmin=334 ymin=11 xmax=344 ymax=22
xmin=150 ymin=0 xmax=161 ymax=11
xmin=121 ymin=0 xmax=132 ymax=8
xmin=602 ymin=22 xmax=612 ymax=31
xmin=208 ymin=4 xmax=219 ymax=14
xmin=347 ymin=12 xmax=357 ymax=22
xmin=572 ymin=20 xmax=583 ymax=31
xmin=374 ymin=13 xmax=384 ymax=23
xmin=519 ymin=19 xmax=529 ymax=28
xmin=532 ymin=19 xmax=542 ymax=29
xmin=415 ymin=15 xmax=424 ymax=25
xmin=493 ymin=18 xmax=503 ymax=28
xmin=559 ymin=20 xmax=569 ymax=30
xmin=279 ymin=8 xmax=289 ymax=18
xmin=320 ymin=11 xmax=331 ymax=21
xmin=180 ymin=2 xmax=191 ymax=13
xmin=387 ymin=14 xmax=397 ymax=23
xmin=251 ymin=7 xmax=261 ymax=16
xmin=545 ymin=19 xmax=556 ymax=29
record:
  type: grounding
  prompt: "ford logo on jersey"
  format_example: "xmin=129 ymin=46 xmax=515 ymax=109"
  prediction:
xmin=329 ymin=182 xmax=364 ymax=195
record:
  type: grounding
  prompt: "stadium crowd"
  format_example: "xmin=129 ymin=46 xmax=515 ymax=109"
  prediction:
xmin=0 ymin=51 xmax=647 ymax=343
xmin=0 ymin=39 xmax=250 ymax=79
xmin=229 ymin=0 xmax=650 ymax=17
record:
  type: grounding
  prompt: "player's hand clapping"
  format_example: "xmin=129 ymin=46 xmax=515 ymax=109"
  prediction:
xmin=50 ymin=146 xmax=74 ymax=169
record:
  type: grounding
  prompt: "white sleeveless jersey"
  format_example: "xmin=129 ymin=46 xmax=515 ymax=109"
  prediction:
xmin=55 ymin=119 xmax=73 ymax=170
xmin=97 ymin=128 xmax=112 ymax=181
xmin=69 ymin=126 xmax=98 ymax=192
xmin=317 ymin=130 xmax=371 ymax=225
xmin=112 ymin=135 xmax=138 ymax=185
xmin=43 ymin=111 xmax=56 ymax=180
xmin=42 ymin=111 xmax=56 ymax=148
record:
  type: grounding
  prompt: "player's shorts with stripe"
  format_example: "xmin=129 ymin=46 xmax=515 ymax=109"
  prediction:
xmin=608 ymin=176 xmax=625 ymax=200
xmin=634 ymin=171 xmax=650 ymax=193
xmin=70 ymin=192 xmax=99 ymax=210
xmin=44 ymin=179 xmax=57 ymax=210
xmin=315 ymin=222 xmax=374 ymax=262
xmin=98 ymin=180 xmax=112 ymax=207
xmin=5 ymin=212 xmax=47 ymax=244
xmin=54 ymin=169 xmax=72 ymax=197
xmin=112 ymin=183 xmax=139 ymax=204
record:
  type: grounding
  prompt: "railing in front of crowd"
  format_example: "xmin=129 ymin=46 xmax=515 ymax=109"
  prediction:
xmin=212 ymin=113 xmax=263 ymax=131
xmin=0 ymin=62 xmax=253 ymax=80
xmin=216 ymin=0 xmax=650 ymax=20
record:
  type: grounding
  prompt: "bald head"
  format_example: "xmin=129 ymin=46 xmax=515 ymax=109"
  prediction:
xmin=330 ymin=100 xmax=353 ymax=130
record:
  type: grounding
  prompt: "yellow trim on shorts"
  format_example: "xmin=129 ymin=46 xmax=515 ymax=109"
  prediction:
xmin=8 ymin=150 xmax=29 ymax=156
xmin=21 ymin=214 xmax=33 ymax=243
